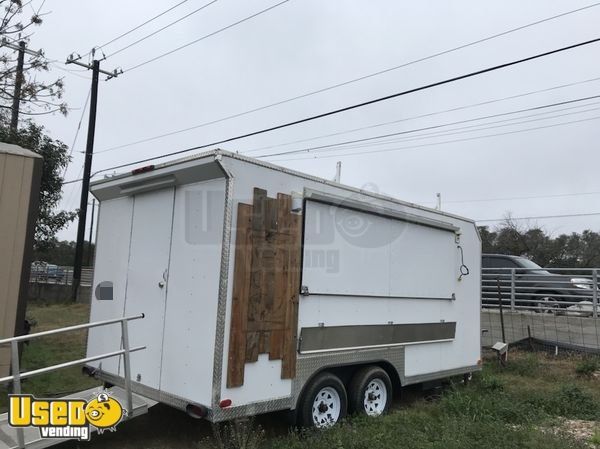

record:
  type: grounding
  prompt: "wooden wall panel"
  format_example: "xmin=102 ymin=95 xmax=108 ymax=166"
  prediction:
xmin=226 ymin=204 xmax=253 ymax=387
xmin=227 ymin=189 xmax=302 ymax=387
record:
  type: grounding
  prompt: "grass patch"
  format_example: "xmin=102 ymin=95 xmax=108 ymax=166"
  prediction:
xmin=575 ymin=357 xmax=600 ymax=376
xmin=266 ymin=350 xmax=600 ymax=449
xmin=0 ymin=302 xmax=99 ymax=413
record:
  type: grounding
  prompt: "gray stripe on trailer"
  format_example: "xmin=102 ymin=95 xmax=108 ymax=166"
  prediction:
xmin=299 ymin=322 xmax=456 ymax=353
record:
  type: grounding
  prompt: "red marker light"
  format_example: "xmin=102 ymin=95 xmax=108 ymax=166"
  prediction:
xmin=131 ymin=165 xmax=155 ymax=175
xmin=219 ymin=399 xmax=232 ymax=408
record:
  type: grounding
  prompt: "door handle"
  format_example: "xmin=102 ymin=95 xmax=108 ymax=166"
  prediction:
xmin=159 ymin=269 xmax=168 ymax=288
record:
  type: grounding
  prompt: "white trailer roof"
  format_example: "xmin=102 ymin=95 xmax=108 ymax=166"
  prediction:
xmin=90 ymin=149 xmax=476 ymax=225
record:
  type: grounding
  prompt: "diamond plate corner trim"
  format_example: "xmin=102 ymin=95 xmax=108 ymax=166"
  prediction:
xmin=211 ymin=160 xmax=235 ymax=409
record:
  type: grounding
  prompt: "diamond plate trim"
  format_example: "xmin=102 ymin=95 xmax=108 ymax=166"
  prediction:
xmin=292 ymin=346 xmax=406 ymax=406
xmin=95 ymin=370 xmax=194 ymax=412
xmin=211 ymin=396 xmax=293 ymax=422
xmin=211 ymin=158 xmax=234 ymax=409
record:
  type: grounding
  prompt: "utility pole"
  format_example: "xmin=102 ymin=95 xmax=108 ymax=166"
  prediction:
xmin=10 ymin=41 xmax=25 ymax=134
xmin=68 ymin=53 xmax=121 ymax=300
xmin=1 ymin=39 xmax=43 ymax=134
xmin=86 ymin=199 xmax=96 ymax=267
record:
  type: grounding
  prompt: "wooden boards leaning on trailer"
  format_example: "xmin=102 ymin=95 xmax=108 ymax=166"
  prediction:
xmin=227 ymin=188 xmax=302 ymax=388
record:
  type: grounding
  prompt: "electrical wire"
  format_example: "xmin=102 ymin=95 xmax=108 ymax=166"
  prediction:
xmin=272 ymin=104 xmax=600 ymax=154
xmin=253 ymin=95 xmax=600 ymax=158
xmin=477 ymin=212 xmax=600 ymax=222
xmin=125 ymin=0 xmax=291 ymax=72
xmin=267 ymin=114 xmax=600 ymax=162
xmin=87 ymin=36 xmax=600 ymax=176
xmin=96 ymin=3 xmax=600 ymax=153
xmin=62 ymin=89 xmax=92 ymax=178
xmin=81 ymin=0 xmax=193 ymax=57
xmin=421 ymin=190 xmax=600 ymax=205
xmin=106 ymin=0 xmax=219 ymax=58
xmin=242 ymin=76 xmax=600 ymax=155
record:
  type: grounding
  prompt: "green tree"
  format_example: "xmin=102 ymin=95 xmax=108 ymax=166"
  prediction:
xmin=0 ymin=118 xmax=76 ymax=249
xmin=478 ymin=222 xmax=600 ymax=268
xmin=0 ymin=0 xmax=67 ymax=116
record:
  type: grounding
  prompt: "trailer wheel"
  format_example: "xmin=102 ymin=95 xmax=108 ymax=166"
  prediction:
xmin=349 ymin=366 xmax=392 ymax=417
xmin=300 ymin=372 xmax=347 ymax=428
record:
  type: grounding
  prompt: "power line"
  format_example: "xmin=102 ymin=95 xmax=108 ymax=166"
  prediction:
xmin=64 ymin=113 xmax=600 ymax=186
xmin=125 ymin=0 xmax=291 ymax=72
xmin=106 ymin=0 xmax=219 ymax=58
xmin=267 ymin=114 xmax=600 ymax=162
xmin=435 ymin=190 xmax=600 ymax=205
xmin=242 ymin=76 xmax=600 ymax=155
xmin=83 ymin=0 xmax=193 ymax=56
xmin=95 ymin=76 xmax=600 ymax=156
xmin=253 ymin=95 xmax=600 ymax=158
xmin=319 ymin=103 xmax=600 ymax=153
xmin=95 ymin=3 xmax=600 ymax=153
xmin=477 ymin=212 xmax=600 ymax=222
xmin=63 ymin=89 xmax=92 ymax=178
xmin=87 ymin=36 xmax=600 ymax=176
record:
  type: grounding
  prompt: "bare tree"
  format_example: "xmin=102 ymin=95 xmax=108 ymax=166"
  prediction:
xmin=0 ymin=0 xmax=67 ymax=118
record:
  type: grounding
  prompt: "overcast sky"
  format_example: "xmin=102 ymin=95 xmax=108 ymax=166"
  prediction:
xmin=22 ymin=0 xmax=600 ymax=241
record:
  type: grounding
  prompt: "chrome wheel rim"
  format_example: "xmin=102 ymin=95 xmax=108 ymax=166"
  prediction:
xmin=312 ymin=387 xmax=341 ymax=428
xmin=363 ymin=378 xmax=387 ymax=416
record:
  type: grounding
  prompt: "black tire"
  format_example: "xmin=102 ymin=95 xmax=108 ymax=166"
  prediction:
xmin=299 ymin=372 xmax=347 ymax=428
xmin=348 ymin=366 xmax=392 ymax=417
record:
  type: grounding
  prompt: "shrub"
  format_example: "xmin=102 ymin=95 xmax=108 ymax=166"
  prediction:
xmin=575 ymin=358 xmax=600 ymax=376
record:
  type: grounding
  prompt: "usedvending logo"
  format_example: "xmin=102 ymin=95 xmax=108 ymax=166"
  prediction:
xmin=8 ymin=391 xmax=125 ymax=441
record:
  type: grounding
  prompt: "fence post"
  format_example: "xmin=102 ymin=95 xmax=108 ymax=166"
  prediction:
xmin=121 ymin=319 xmax=134 ymax=415
xmin=510 ymin=268 xmax=516 ymax=312
xmin=593 ymin=269 xmax=598 ymax=319
xmin=11 ymin=340 xmax=25 ymax=449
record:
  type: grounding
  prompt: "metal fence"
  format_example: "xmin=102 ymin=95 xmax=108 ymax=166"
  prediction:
xmin=29 ymin=265 xmax=94 ymax=286
xmin=481 ymin=267 xmax=600 ymax=354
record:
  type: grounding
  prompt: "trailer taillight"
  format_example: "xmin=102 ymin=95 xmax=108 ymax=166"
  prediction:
xmin=186 ymin=404 xmax=208 ymax=419
xmin=131 ymin=165 xmax=155 ymax=175
xmin=219 ymin=399 xmax=232 ymax=408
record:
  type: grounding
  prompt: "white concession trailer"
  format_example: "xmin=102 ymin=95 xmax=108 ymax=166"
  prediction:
xmin=85 ymin=149 xmax=481 ymax=427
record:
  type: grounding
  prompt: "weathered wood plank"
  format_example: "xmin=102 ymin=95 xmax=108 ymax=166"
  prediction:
xmin=270 ymin=194 xmax=292 ymax=360
xmin=226 ymin=203 xmax=254 ymax=388
xmin=281 ymin=212 xmax=302 ymax=379
xmin=245 ymin=331 xmax=260 ymax=362
xmin=247 ymin=188 xmax=268 ymax=334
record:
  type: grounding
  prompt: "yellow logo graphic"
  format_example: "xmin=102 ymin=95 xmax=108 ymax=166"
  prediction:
xmin=84 ymin=393 xmax=123 ymax=429
xmin=9 ymin=391 xmax=125 ymax=441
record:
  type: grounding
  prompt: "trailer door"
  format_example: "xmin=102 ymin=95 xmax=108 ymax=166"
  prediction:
xmin=123 ymin=187 xmax=175 ymax=389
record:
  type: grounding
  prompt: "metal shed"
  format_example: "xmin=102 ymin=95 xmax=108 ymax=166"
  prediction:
xmin=0 ymin=142 xmax=42 ymax=378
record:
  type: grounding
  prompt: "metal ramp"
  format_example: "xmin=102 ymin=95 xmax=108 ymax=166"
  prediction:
xmin=0 ymin=386 xmax=154 ymax=449
xmin=0 ymin=314 xmax=149 ymax=449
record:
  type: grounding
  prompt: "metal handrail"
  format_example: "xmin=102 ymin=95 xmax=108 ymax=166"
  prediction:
xmin=2 ymin=313 xmax=145 ymax=449
xmin=0 ymin=346 xmax=145 ymax=384
xmin=482 ymin=267 xmax=600 ymax=272
xmin=0 ymin=313 xmax=144 ymax=345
